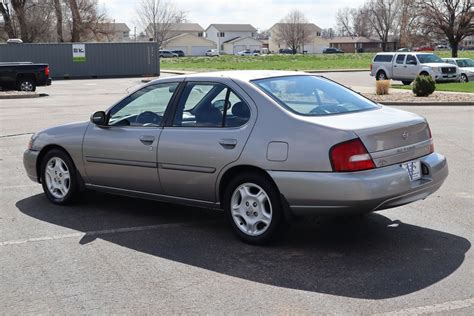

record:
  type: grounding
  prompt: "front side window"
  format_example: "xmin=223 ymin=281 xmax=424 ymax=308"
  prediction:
xmin=406 ymin=55 xmax=417 ymax=65
xmin=396 ymin=54 xmax=406 ymax=64
xmin=108 ymin=83 xmax=178 ymax=127
xmin=173 ymin=82 xmax=250 ymax=127
xmin=253 ymin=75 xmax=378 ymax=116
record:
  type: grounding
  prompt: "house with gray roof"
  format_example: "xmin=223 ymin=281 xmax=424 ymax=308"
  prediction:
xmin=205 ymin=24 xmax=260 ymax=53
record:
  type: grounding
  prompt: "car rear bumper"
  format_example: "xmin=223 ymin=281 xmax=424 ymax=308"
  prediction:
xmin=23 ymin=149 xmax=40 ymax=183
xmin=269 ymin=152 xmax=448 ymax=216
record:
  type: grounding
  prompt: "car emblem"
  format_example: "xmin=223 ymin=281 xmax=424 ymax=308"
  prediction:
xmin=402 ymin=131 xmax=409 ymax=140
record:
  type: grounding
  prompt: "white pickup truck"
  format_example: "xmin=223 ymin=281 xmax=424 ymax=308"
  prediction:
xmin=370 ymin=52 xmax=460 ymax=85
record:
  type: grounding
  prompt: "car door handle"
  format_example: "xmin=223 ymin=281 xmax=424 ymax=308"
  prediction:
xmin=219 ymin=139 xmax=237 ymax=148
xmin=139 ymin=135 xmax=155 ymax=144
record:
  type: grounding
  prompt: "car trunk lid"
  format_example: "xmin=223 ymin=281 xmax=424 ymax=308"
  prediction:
xmin=302 ymin=106 xmax=432 ymax=167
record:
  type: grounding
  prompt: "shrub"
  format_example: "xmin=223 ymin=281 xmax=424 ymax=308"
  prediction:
xmin=412 ymin=75 xmax=436 ymax=97
xmin=375 ymin=80 xmax=391 ymax=95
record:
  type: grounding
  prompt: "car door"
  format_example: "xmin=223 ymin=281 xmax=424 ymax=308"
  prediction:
xmin=405 ymin=54 xmax=419 ymax=78
xmin=157 ymin=79 xmax=256 ymax=202
xmin=393 ymin=54 xmax=406 ymax=79
xmin=82 ymin=81 xmax=181 ymax=194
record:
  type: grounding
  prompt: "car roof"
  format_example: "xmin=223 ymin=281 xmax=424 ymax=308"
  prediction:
xmin=155 ymin=70 xmax=310 ymax=83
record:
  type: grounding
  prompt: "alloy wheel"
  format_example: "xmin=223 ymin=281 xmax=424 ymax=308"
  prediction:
xmin=230 ymin=183 xmax=273 ymax=236
xmin=44 ymin=157 xmax=71 ymax=199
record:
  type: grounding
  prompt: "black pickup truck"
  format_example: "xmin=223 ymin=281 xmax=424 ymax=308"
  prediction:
xmin=0 ymin=62 xmax=52 ymax=92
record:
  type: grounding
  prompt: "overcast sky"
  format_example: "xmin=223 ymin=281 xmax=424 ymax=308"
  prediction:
xmin=100 ymin=0 xmax=366 ymax=34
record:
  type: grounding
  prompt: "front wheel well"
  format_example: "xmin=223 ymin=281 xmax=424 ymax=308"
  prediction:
xmin=36 ymin=144 xmax=84 ymax=190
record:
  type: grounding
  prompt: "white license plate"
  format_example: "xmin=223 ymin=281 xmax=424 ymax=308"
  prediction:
xmin=401 ymin=160 xmax=421 ymax=181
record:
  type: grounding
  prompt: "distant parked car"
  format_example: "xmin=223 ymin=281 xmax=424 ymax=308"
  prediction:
xmin=236 ymin=50 xmax=259 ymax=56
xmin=159 ymin=50 xmax=178 ymax=58
xmin=442 ymin=58 xmax=474 ymax=82
xmin=323 ymin=48 xmax=344 ymax=54
xmin=414 ymin=46 xmax=434 ymax=52
xmin=435 ymin=44 xmax=449 ymax=50
xmin=279 ymin=48 xmax=294 ymax=54
xmin=0 ymin=62 xmax=51 ymax=91
xmin=370 ymin=52 xmax=459 ymax=84
xmin=205 ymin=49 xmax=220 ymax=57
xmin=171 ymin=50 xmax=185 ymax=57
xmin=397 ymin=48 xmax=411 ymax=52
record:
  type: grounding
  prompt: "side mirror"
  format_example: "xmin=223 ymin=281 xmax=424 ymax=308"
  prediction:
xmin=90 ymin=111 xmax=107 ymax=126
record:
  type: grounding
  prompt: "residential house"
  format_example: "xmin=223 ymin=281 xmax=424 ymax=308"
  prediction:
xmin=146 ymin=22 xmax=214 ymax=56
xmin=145 ymin=23 xmax=205 ymax=41
xmin=162 ymin=33 xmax=216 ymax=56
xmin=83 ymin=22 xmax=131 ymax=42
xmin=461 ymin=35 xmax=474 ymax=50
xmin=268 ymin=23 xmax=329 ymax=54
xmin=329 ymin=36 xmax=397 ymax=53
xmin=205 ymin=24 xmax=262 ymax=54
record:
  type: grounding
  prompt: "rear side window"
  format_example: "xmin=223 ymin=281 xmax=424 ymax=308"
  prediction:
xmin=374 ymin=55 xmax=393 ymax=62
xmin=253 ymin=75 xmax=378 ymax=116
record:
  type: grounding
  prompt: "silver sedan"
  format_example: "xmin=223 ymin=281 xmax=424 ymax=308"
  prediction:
xmin=23 ymin=71 xmax=448 ymax=244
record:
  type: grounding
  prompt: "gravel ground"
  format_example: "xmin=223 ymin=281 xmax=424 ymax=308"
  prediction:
xmin=363 ymin=90 xmax=474 ymax=103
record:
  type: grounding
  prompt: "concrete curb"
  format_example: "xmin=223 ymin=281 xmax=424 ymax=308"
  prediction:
xmin=305 ymin=69 xmax=369 ymax=73
xmin=0 ymin=93 xmax=42 ymax=99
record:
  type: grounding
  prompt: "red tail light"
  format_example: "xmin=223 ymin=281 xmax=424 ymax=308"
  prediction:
xmin=370 ymin=64 xmax=373 ymax=71
xmin=44 ymin=66 xmax=50 ymax=77
xmin=330 ymin=138 xmax=375 ymax=172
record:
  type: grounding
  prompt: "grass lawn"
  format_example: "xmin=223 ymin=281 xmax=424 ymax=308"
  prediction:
xmin=392 ymin=81 xmax=474 ymax=93
xmin=161 ymin=51 xmax=474 ymax=71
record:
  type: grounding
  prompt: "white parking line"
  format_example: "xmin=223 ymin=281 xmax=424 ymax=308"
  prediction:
xmin=0 ymin=220 xmax=218 ymax=247
xmin=374 ymin=297 xmax=474 ymax=315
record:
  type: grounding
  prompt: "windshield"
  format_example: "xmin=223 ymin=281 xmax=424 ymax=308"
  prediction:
xmin=417 ymin=54 xmax=444 ymax=64
xmin=253 ymin=76 xmax=379 ymax=116
xmin=457 ymin=59 xmax=474 ymax=67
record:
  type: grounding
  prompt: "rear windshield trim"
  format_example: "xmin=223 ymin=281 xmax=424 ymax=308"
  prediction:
xmin=251 ymin=75 xmax=381 ymax=117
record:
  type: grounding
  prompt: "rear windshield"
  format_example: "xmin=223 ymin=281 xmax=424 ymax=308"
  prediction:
xmin=252 ymin=75 xmax=379 ymax=116
xmin=417 ymin=54 xmax=443 ymax=64
xmin=374 ymin=54 xmax=393 ymax=62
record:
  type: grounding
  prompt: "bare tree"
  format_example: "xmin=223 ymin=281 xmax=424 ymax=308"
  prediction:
xmin=422 ymin=0 xmax=473 ymax=57
xmin=336 ymin=7 xmax=356 ymax=37
xmin=67 ymin=0 xmax=81 ymax=42
xmin=274 ymin=10 xmax=314 ymax=54
xmin=53 ymin=0 xmax=63 ymax=42
xmin=365 ymin=0 xmax=401 ymax=51
xmin=136 ymin=0 xmax=186 ymax=49
xmin=10 ymin=0 xmax=27 ymax=41
xmin=0 ymin=1 xmax=16 ymax=39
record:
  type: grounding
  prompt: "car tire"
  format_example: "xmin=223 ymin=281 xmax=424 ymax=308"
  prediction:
xmin=40 ymin=149 xmax=78 ymax=205
xmin=402 ymin=80 xmax=412 ymax=85
xmin=420 ymin=71 xmax=429 ymax=77
xmin=223 ymin=172 xmax=287 ymax=245
xmin=17 ymin=78 xmax=36 ymax=92
xmin=460 ymin=74 xmax=468 ymax=83
xmin=376 ymin=71 xmax=387 ymax=81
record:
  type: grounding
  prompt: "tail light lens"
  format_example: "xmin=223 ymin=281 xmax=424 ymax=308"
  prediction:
xmin=330 ymin=138 xmax=375 ymax=172
xmin=44 ymin=66 xmax=50 ymax=77
xmin=370 ymin=64 xmax=373 ymax=71
xmin=428 ymin=125 xmax=434 ymax=153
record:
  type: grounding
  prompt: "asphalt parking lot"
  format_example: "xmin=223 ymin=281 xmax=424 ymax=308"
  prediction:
xmin=1 ymin=77 xmax=473 ymax=314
